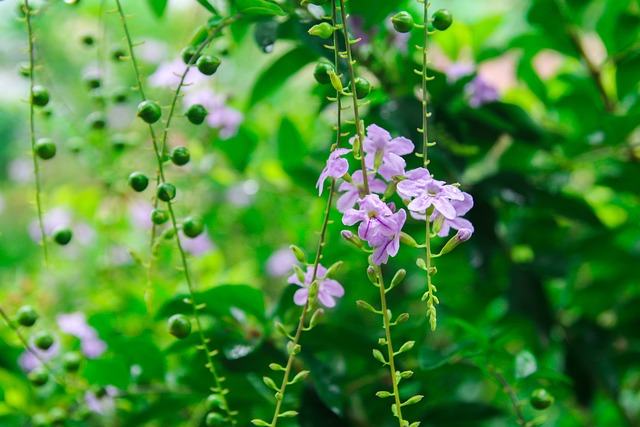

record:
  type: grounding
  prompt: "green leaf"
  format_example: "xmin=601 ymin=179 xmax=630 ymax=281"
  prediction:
xmin=215 ymin=126 xmax=258 ymax=171
xmin=251 ymin=420 xmax=271 ymax=426
xmin=146 ymin=0 xmax=167 ymax=18
xmin=249 ymin=47 xmax=317 ymax=107
xmin=196 ymin=0 xmax=218 ymax=15
xmin=234 ymin=0 xmax=286 ymax=16
xmin=278 ymin=411 xmax=298 ymax=418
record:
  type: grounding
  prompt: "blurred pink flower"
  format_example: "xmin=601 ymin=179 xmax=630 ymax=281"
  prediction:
xmin=266 ymin=246 xmax=298 ymax=277
xmin=183 ymin=88 xmax=243 ymax=139
xmin=85 ymin=386 xmax=118 ymax=415
xmin=18 ymin=340 xmax=60 ymax=372
xmin=148 ymin=58 xmax=207 ymax=88
xmin=180 ymin=231 xmax=215 ymax=256
xmin=57 ymin=312 xmax=107 ymax=359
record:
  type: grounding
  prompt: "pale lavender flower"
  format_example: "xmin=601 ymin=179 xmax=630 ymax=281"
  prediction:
xmin=358 ymin=124 xmax=414 ymax=180
xmin=465 ymin=76 xmax=499 ymax=108
xmin=446 ymin=62 xmax=475 ymax=83
xmin=148 ymin=58 xmax=206 ymax=88
xmin=81 ymin=338 xmax=108 ymax=359
xmin=266 ymin=246 xmax=298 ymax=277
xmin=128 ymin=200 xmax=153 ymax=230
xmin=28 ymin=207 xmax=72 ymax=242
xmin=396 ymin=169 xmax=464 ymax=219
xmin=316 ymin=148 xmax=351 ymax=195
xmin=57 ymin=312 xmax=107 ymax=359
xmin=349 ymin=15 xmax=377 ymax=46
xmin=179 ymin=231 xmax=215 ymax=256
xmin=183 ymin=88 xmax=243 ymax=139
xmin=368 ymin=209 xmax=406 ymax=265
xmin=8 ymin=158 xmax=32 ymax=183
xmin=342 ymin=194 xmax=396 ymax=241
xmin=336 ymin=170 xmax=387 ymax=213
xmin=226 ymin=180 xmax=259 ymax=207
xmin=288 ymin=264 xmax=344 ymax=308
xmin=18 ymin=340 xmax=60 ymax=372
xmin=85 ymin=386 xmax=118 ymax=415
xmin=432 ymin=192 xmax=474 ymax=237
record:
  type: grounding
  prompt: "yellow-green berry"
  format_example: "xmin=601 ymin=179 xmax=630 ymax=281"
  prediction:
xmin=32 ymin=85 xmax=50 ymax=107
xmin=182 ymin=216 xmax=204 ymax=238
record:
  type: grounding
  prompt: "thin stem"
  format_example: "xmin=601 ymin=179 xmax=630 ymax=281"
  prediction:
xmin=421 ymin=0 xmax=430 ymax=166
xmin=338 ymin=0 xmax=369 ymax=194
xmin=377 ymin=267 xmax=404 ymax=426
xmin=24 ymin=0 xmax=48 ymax=267
xmin=487 ymin=365 xmax=526 ymax=426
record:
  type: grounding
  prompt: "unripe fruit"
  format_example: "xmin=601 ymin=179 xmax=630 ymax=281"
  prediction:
xmin=205 ymin=412 xmax=225 ymax=427
xmin=157 ymin=183 xmax=176 ymax=202
xmin=206 ymin=394 xmax=224 ymax=411
xmin=432 ymin=9 xmax=453 ymax=31
xmin=48 ymin=407 xmax=66 ymax=425
xmin=128 ymin=172 xmax=149 ymax=192
xmin=391 ymin=11 xmax=414 ymax=33
xmin=32 ymin=86 xmax=50 ymax=107
xmin=313 ymin=63 xmax=334 ymax=85
xmin=308 ymin=22 xmax=334 ymax=39
xmin=87 ymin=111 xmax=106 ymax=130
xmin=62 ymin=352 xmax=82 ymax=372
xmin=111 ymin=134 xmax=128 ymax=152
xmin=35 ymin=138 xmax=56 ymax=160
xmin=16 ymin=305 xmax=38 ymax=327
xmin=196 ymin=55 xmax=222 ymax=76
xmin=151 ymin=209 xmax=169 ymax=225
xmin=530 ymin=388 xmax=554 ymax=410
xmin=182 ymin=216 xmax=204 ymax=238
xmin=186 ymin=104 xmax=208 ymax=125
xmin=52 ymin=226 xmax=73 ymax=245
xmin=170 ymin=146 xmax=190 ymax=166
xmin=168 ymin=314 xmax=191 ymax=339
xmin=181 ymin=46 xmax=200 ymax=65
xmin=137 ymin=100 xmax=162 ymax=124
xmin=81 ymin=34 xmax=95 ymax=46
xmin=112 ymin=86 xmax=128 ymax=103
xmin=33 ymin=331 xmax=54 ymax=351
xmin=83 ymin=74 xmax=101 ymax=89
xmin=354 ymin=77 xmax=372 ymax=99
xmin=111 ymin=47 xmax=126 ymax=61
xmin=28 ymin=367 xmax=49 ymax=387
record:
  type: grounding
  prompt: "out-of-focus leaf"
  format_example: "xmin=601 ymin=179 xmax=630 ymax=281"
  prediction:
xmin=615 ymin=49 xmax=640 ymax=99
xmin=233 ymin=0 xmax=286 ymax=16
xmin=196 ymin=0 xmax=218 ymax=15
xmin=122 ymin=395 xmax=197 ymax=427
xmin=420 ymin=401 xmax=503 ymax=423
xmin=215 ymin=126 xmax=258 ymax=171
xmin=83 ymin=358 xmax=130 ymax=389
xmin=515 ymin=350 xmax=537 ymax=379
xmin=146 ymin=0 xmax=167 ymax=18
xmin=277 ymin=118 xmax=318 ymax=190
xmin=254 ymin=20 xmax=279 ymax=53
xmin=596 ymin=0 xmax=640 ymax=54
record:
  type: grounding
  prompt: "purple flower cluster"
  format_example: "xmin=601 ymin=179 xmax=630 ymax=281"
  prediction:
xmin=288 ymin=264 xmax=345 ymax=308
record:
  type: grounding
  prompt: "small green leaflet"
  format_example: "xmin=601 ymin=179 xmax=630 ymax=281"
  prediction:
xmin=196 ymin=0 xmax=219 ymax=15
xmin=147 ymin=0 xmax=167 ymax=18
xmin=234 ymin=0 xmax=286 ymax=16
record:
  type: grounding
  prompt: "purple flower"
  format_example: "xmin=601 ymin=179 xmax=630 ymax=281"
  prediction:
xmin=266 ymin=246 xmax=298 ymax=277
xmin=149 ymin=58 xmax=207 ymax=88
xmin=369 ymin=209 xmax=406 ymax=265
xmin=337 ymin=170 xmax=387 ymax=212
xmin=183 ymin=88 xmax=243 ymax=139
xmin=432 ymin=192 xmax=474 ymax=237
xmin=19 ymin=341 xmax=60 ymax=372
xmin=358 ymin=124 xmax=414 ymax=180
xmin=396 ymin=169 xmax=464 ymax=219
xmin=342 ymin=194 xmax=397 ymax=241
xmin=57 ymin=312 xmax=106 ymax=359
xmin=316 ymin=148 xmax=351 ymax=195
xmin=446 ymin=62 xmax=475 ymax=83
xmin=85 ymin=386 xmax=118 ymax=415
xmin=180 ymin=231 xmax=215 ymax=256
xmin=465 ymin=76 xmax=499 ymax=108
xmin=288 ymin=264 xmax=344 ymax=308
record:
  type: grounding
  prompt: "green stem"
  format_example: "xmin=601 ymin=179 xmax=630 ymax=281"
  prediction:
xmin=377 ymin=267 xmax=404 ymax=426
xmin=24 ymin=0 xmax=48 ymax=267
xmin=487 ymin=365 xmax=526 ymax=426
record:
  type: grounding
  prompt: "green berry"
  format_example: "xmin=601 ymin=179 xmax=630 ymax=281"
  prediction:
xmin=170 ymin=146 xmax=191 ymax=166
xmin=62 ymin=352 xmax=82 ymax=372
xmin=205 ymin=412 xmax=225 ymax=427
xmin=48 ymin=407 xmax=66 ymax=425
xmin=16 ymin=305 xmax=38 ymax=327
xmin=33 ymin=331 xmax=54 ymax=351
xmin=186 ymin=104 xmax=208 ymax=125
xmin=530 ymin=388 xmax=554 ymax=410
xmin=81 ymin=34 xmax=95 ymax=46
xmin=206 ymin=394 xmax=224 ymax=411
xmin=196 ymin=55 xmax=222 ymax=76
xmin=313 ymin=63 xmax=334 ymax=85
xmin=112 ymin=86 xmax=128 ymax=103
xmin=110 ymin=134 xmax=128 ymax=152
xmin=83 ymin=74 xmax=101 ymax=89
xmin=66 ymin=137 xmax=83 ymax=153
xmin=18 ymin=62 xmax=31 ymax=78
xmin=28 ymin=367 xmax=49 ymax=387
xmin=354 ymin=77 xmax=372 ymax=99
xmin=151 ymin=209 xmax=169 ymax=225
xmin=111 ymin=47 xmax=126 ymax=61
xmin=182 ymin=216 xmax=204 ymax=238
xmin=308 ymin=22 xmax=334 ymax=39
xmin=35 ymin=138 xmax=56 ymax=160
xmin=168 ymin=314 xmax=191 ymax=339
xmin=432 ymin=9 xmax=453 ymax=31
xmin=32 ymin=85 xmax=50 ymax=107
xmin=128 ymin=172 xmax=149 ymax=192
xmin=157 ymin=183 xmax=176 ymax=202
xmin=87 ymin=111 xmax=106 ymax=130
xmin=181 ymin=46 xmax=201 ymax=65
xmin=391 ymin=11 xmax=414 ymax=33
xmin=31 ymin=413 xmax=50 ymax=427
xmin=137 ymin=100 xmax=162 ymax=124
xmin=52 ymin=226 xmax=73 ymax=245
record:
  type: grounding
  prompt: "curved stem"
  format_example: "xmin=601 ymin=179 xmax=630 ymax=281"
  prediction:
xmin=487 ymin=365 xmax=526 ymax=426
xmin=24 ymin=0 xmax=48 ymax=267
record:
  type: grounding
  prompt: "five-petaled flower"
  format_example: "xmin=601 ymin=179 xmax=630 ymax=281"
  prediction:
xmin=316 ymin=148 xmax=352 ymax=195
xmin=359 ymin=124 xmax=414 ymax=181
xmin=336 ymin=170 xmax=387 ymax=212
xmin=396 ymin=168 xmax=464 ymax=219
xmin=288 ymin=264 xmax=345 ymax=308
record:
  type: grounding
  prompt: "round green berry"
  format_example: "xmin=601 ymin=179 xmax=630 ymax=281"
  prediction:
xmin=35 ymin=138 xmax=56 ymax=160
xmin=391 ymin=11 xmax=414 ymax=33
xmin=48 ymin=407 xmax=66 ymax=425
xmin=28 ymin=367 xmax=49 ymax=387
xmin=33 ymin=331 xmax=54 ymax=351
xmin=83 ymin=74 xmax=101 ymax=89
xmin=62 ymin=352 xmax=82 ymax=372
xmin=182 ymin=216 xmax=204 ymax=238
xmin=111 ymin=134 xmax=128 ymax=152
xmin=16 ymin=305 xmax=38 ymax=327
xmin=32 ymin=85 xmax=50 ymax=107
xmin=52 ymin=226 xmax=73 ymax=245
xmin=196 ymin=55 xmax=222 ymax=76
xmin=128 ymin=172 xmax=149 ymax=192
xmin=530 ymin=388 xmax=554 ymax=410
xmin=432 ymin=9 xmax=453 ymax=31
xmin=87 ymin=111 xmax=106 ymax=130
xmin=157 ymin=183 xmax=176 ymax=202
xmin=111 ymin=47 xmax=126 ymax=61
xmin=205 ymin=412 xmax=225 ymax=427
xmin=81 ymin=34 xmax=95 ymax=46
xmin=137 ymin=100 xmax=162 ymax=124
xmin=313 ymin=63 xmax=334 ymax=85
xmin=354 ymin=77 xmax=372 ymax=99
xmin=181 ymin=46 xmax=201 ymax=65
xmin=151 ymin=209 xmax=169 ymax=225
xmin=170 ymin=146 xmax=191 ymax=166
xmin=112 ymin=86 xmax=129 ymax=103
xmin=168 ymin=314 xmax=191 ymax=339
xmin=186 ymin=104 xmax=208 ymax=125
xmin=206 ymin=394 xmax=224 ymax=411
xmin=66 ymin=137 xmax=83 ymax=153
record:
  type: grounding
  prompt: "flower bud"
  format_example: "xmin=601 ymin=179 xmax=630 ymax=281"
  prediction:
xmin=438 ymin=228 xmax=473 ymax=256
xmin=308 ymin=22 xmax=334 ymax=39
xmin=289 ymin=245 xmax=307 ymax=264
xmin=328 ymin=70 xmax=343 ymax=92
xmin=324 ymin=260 xmax=343 ymax=278
xmin=390 ymin=269 xmax=406 ymax=288
xmin=293 ymin=264 xmax=306 ymax=283
xmin=400 ymin=232 xmax=420 ymax=248
xmin=366 ymin=266 xmax=378 ymax=284
xmin=341 ymin=230 xmax=364 ymax=249
xmin=308 ymin=280 xmax=319 ymax=302
xmin=432 ymin=214 xmax=445 ymax=235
